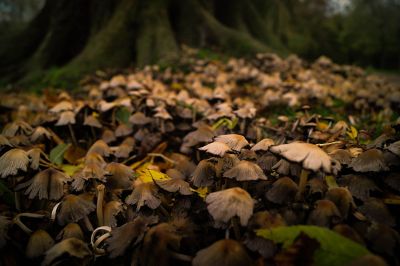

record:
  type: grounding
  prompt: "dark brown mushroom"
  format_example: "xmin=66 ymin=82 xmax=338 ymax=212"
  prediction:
xmin=26 ymin=229 xmax=55 ymax=258
xmin=350 ymin=149 xmax=389 ymax=172
xmin=193 ymin=239 xmax=253 ymax=266
xmin=266 ymin=177 xmax=298 ymax=204
xmin=307 ymin=199 xmax=342 ymax=227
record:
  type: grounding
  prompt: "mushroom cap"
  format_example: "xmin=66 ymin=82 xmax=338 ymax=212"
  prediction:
xmin=106 ymin=216 xmax=150 ymax=258
xmin=214 ymin=134 xmax=249 ymax=151
xmin=350 ymin=148 xmax=388 ymax=172
xmin=0 ymin=148 xmax=29 ymax=178
xmin=191 ymin=159 xmax=216 ymax=187
xmin=101 ymin=129 xmax=117 ymax=144
xmin=266 ymin=177 xmax=298 ymax=204
xmin=193 ymin=239 xmax=253 ymax=266
xmin=224 ymin=160 xmax=267 ymax=181
xmin=57 ymin=194 xmax=96 ymax=225
xmin=26 ymin=229 xmax=55 ymax=258
xmin=325 ymin=187 xmax=355 ymax=219
xmin=104 ymin=162 xmax=134 ymax=189
xmin=103 ymin=200 xmax=124 ymax=227
xmin=387 ymin=140 xmax=400 ymax=156
xmin=359 ymin=198 xmax=395 ymax=227
xmin=87 ymin=140 xmax=111 ymax=157
xmin=115 ymin=123 xmax=133 ymax=137
xmin=155 ymin=178 xmax=193 ymax=195
xmin=56 ymin=223 xmax=84 ymax=241
xmin=307 ymin=199 xmax=341 ymax=227
xmin=270 ymin=142 xmax=335 ymax=173
xmin=49 ymin=101 xmax=73 ymax=113
xmin=251 ymin=138 xmax=275 ymax=152
xmin=83 ymin=115 xmax=102 ymax=128
xmin=329 ymin=149 xmax=353 ymax=165
xmin=125 ymin=182 xmax=161 ymax=211
xmin=199 ymin=142 xmax=231 ymax=157
xmin=55 ymin=111 xmax=76 ymax=126
xmin=206 ymin=187 xmax=254 ymax=226
xmin=18 ymin=168 xmax=70 ymax=200
xmin=338 ymin=175 xmax=380 ymax=201
xmin=129 ymin=112 xmax=153 ymax=125
xmin=30 ymin=126 xmax=52 ymax=142
xmin=42 ymin=238 xmax=91 ymax=266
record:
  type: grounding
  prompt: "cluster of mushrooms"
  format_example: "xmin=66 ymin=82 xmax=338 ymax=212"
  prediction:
xmin=0 ymin=52 xmax=399 ymax=266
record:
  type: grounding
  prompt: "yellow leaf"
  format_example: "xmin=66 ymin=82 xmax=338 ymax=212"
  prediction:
xmin=61 ymin=164 xmax=82 ymax=176
xmin=138 ymin=168 xmax=170 ymax=183
xmin=190 ymin=187 xmax=208 ymax=199
xmin=346 ymin=126 xmax=358 ymax=140
xmin=316 ymin=122 xmax=329 ymax=131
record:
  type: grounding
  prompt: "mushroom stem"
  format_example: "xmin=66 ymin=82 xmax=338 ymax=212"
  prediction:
xmin=170 ymin=251 xmax=193 ymax=262
xmin=147 ymin=153 xmax=176 ymax=165
xmin=231 ymin=216 xmax=241 ymax=240
xmin=96 ymin=184 xmax=105 ymax=226
xmin=325 ymin=175 xmax=338 ymax=189
xmin=13 ymin=213 xmax=45 ymax=235
xmin=68 ymin=124 xmax=78 ymax=146
xmin=83 ymin=216 xmax=94 ymax=232
xmin=296 ymin=169 xmax=310 ymax=200
xmin=240 ymin=120 xmax=246 ymax=135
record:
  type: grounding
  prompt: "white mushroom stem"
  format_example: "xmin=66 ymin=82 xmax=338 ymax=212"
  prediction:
xmin=96 ymin=184 xmax=105 ymax=226
xmin=13 ymin=213 xmax=45 ymax=234
xmin=91 ymin=226 xmax=112 ymax=255
xmin=170 ymin=251 xmax=193 ymax=262
xmin=296 ymin=169 xmax=310 ymax=200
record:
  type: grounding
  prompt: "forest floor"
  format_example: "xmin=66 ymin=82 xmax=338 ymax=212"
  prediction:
xmin=0 ymin=53 xmax=399 ymax=266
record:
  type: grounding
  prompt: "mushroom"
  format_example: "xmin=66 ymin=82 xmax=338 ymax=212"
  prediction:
xmin=199 ymin=141 xmax=231 ymax=157
xmin=270 ymin=142 xmax=338 ymax=199
xmin=338 ymin=175 xmax=380 ymax=201
xmin=358 ymin=198 xmax=395 ymax=227
xmin=307 ymin=199 xmax=341 ymax=227
xmin=350 ymin=149 xmax=389 ymax=172
xmin=42 ymin=238 xmax=91 ymax=266
xmin=115 ymin=123 xmax=133 ymax=137
xmin=17 ymin=168 xmax=70 ymax=200
xmin=56 ymin=223 xmax=84 ymax=241
xmin=223 ymin=160 xmax=267 ymax=181
xmin=325 ymin=187 xmax=355 ymax=219
xmin=191 ymin=159 xmax=216 ymax=187
xmin=129 ymin=111 xmax=152 ymax=125
xmin=56 ymin=194 xmax=96 ymax=226
xmin=96 ymin=184 xmax=105 ymax=226
xmin=30 ymin=126 xmax=52 ymax=142
xmin=206 ymin=187 xmax=254 ymax=226
xmin=106 ymin=216 xmax=154 ymax=258
xmin=266 ymin=177 xmax=298 ymax=204
xmin=125 ymin=180 xmax=161 ymax=211
xmin=26 ymin=229 xmax=55 ymax=258
xmin=101 ymin=129 xmax=116 ymax=144
xmin=103 ymin=200 xmax=124 ymax=228
xmin=104 ymin=162 xmax=134 ymax=189
xmin=251 ymin=138 xmax=275 ymax=152
xmin=0 ymin=148 xmax=29 ymax=178
xmin=155 ymin=177 xmax=193 ymax=196
xmin=55 ymin=110 xmax=77 ymax=145
xmin=214 ymin=134 xmax=249 ymax=151
xmin=192 ymin=239 xmax=253 ymax=266
xmin=114 ymin=137 xmax=135 ymax=158
xmin=87 ymin=140 xmax=111 ymax=157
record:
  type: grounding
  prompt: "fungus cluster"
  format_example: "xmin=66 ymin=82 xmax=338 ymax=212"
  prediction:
xmin=0 ymin=52 xmax=399 ymax=265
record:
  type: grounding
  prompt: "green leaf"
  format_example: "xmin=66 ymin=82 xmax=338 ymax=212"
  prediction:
xmin=257 ymin=225 xmax=370 ymax=266
xmin=50 ymin=143 xmax=71 ymax=166
xmin=116 ymin=107 xmax=131 ymax=124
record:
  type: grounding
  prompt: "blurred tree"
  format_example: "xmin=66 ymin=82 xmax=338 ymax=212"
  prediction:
xmin=0 ymin=0 xmax=398 ymax=86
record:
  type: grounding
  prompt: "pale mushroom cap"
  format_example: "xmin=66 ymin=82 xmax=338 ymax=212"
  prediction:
xmin=251 ymin=138 xmax=275 ymax=152
xmin=191 ymin=159 xmax=216 ymax=187
xmin=214 ymin=134 xmax=249 ymax=151
xmin=21 ymin=168 xmax=70 ymax=200
xmin=83 ymin=115 xmax=102 ymax=128
xmin=30 ymin=126 xmax=52 ymax=142
xmin=55 ymin=111 xmax=76 ymax=126
xmin=87 ymin=140 xmax=111 ymax=157
xmin=129 ymin=112 xmax=152 ymax=125
xmin=103 ymin=201 xmax=124 ymax=228
xmin=206 ymin=187 xmax=254 ymax=226
xmin=155 ymin=178 xmax=193 ymax=195
xmin=199 ymin=142 xmax=231 ymax=157
xmin=270 ymin=142 xmax=334 ymax=173
xmin=0 ymin=148 xmax=29 ymax=178
xmin=26 ymin=229 xmax=55 ymax=258
xmin=223 ymin=160 xmax=267 ymax=181
xmin=49 ymin=101 xmax=73 ymax=113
